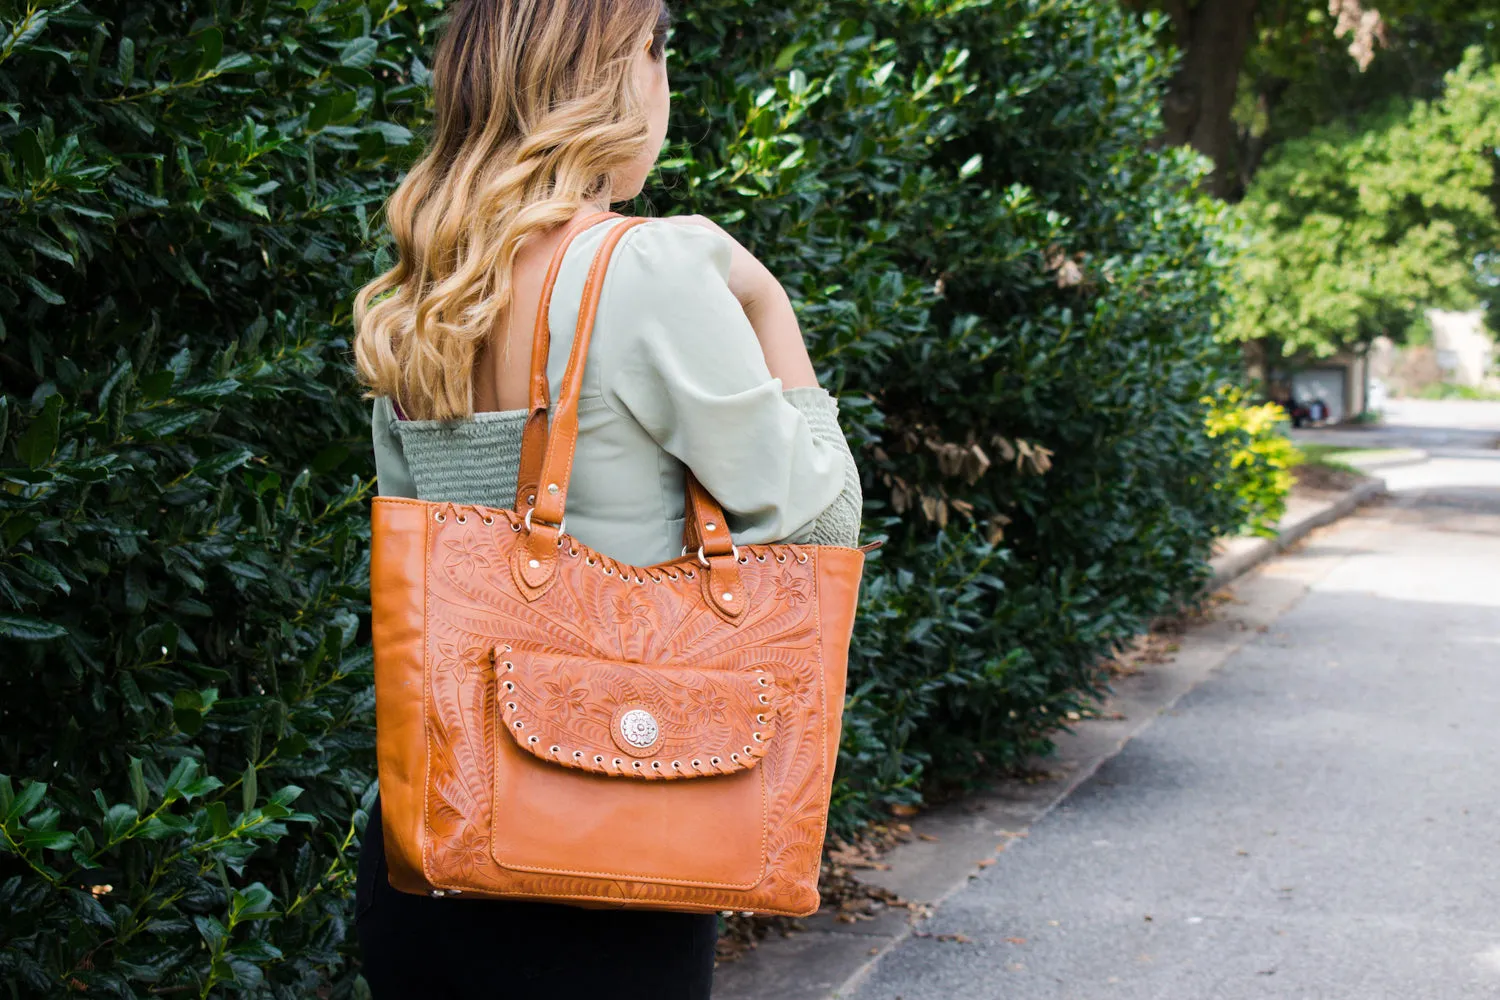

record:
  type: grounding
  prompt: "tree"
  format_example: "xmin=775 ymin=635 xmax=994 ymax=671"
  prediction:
xmin=1125 ymin=0 xmax=1260 ymax=197
xmin=1129 ymin=0 xmax=1500 ymax=198
xmin=1227 ymin=52 xmax=1500 ymax=360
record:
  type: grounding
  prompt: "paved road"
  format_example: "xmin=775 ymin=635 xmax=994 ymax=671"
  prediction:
xmin=853 ymin=405 xmax=1500 ymax=1000
xmin=1292 ymin=398 xmax=1500 ymax=453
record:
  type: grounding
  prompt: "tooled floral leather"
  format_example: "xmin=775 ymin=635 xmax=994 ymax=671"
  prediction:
xmin=369 ymin=496 xmax=862 ymax=915
xmin=369 ymin=218 xmax=867 ymax=917
xmin=497 ymin=652 xmax=781 ymax=779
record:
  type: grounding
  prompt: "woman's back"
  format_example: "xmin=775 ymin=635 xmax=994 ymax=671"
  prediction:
xmin=372 ymin=216 xmax=861 ymax=566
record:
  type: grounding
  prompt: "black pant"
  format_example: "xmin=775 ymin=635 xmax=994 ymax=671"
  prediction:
xmin=355 ymin=796 xmax=719 ymax=999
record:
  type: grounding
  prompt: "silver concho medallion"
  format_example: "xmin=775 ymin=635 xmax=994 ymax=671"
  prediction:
xmin=618 ymin=709 xmax=659 ymax=749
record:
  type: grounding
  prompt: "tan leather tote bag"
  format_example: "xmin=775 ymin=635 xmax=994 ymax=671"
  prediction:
xmin=369 ymin=215 xmax=868 ymax=916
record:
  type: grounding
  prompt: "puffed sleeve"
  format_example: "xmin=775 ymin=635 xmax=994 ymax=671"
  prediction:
xmin=597 ymin=221 xmax=861 ymax=546
xmin=371 ymin=396 xmax=419 ymax=499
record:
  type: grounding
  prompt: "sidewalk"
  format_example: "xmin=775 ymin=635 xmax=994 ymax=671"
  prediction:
xmin=714 ymin=479 xmax=1391 ymax=999
xmin=849 ymin=464 xmax=1500 ymax=998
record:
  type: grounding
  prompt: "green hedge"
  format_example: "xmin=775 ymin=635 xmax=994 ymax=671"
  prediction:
xmin=0 ymin=0 xmax=1249 ymax=994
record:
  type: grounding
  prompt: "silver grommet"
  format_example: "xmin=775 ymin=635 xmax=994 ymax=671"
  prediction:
xmin=632 ymin=761 xmax=642 ymax=769
xmin=434 ymin=512 xmax=446 ymax=523
xmin=651 ymin=761 xmax=661 ymax=769
xmin=506 ymin=702 xmax=517 ymax=711
xmin=550 ymin=745 xmax=561 ymax=754
xmin=710 ymin=757 xmax=721 ymax=766
xmin=483 ymin=516 xmax=494 ymax=526
xmin=731 ymin=753 xmax=740 ymax=762
xmin=455 ymin=514 xmax=467 ymax=524
xmin=529 ymin=735 xmax=539 ymax=744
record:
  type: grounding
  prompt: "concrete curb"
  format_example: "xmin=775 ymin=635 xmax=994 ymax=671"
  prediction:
xmin=714 ymin=477 xmax=1392 ymax=1000
xmin=1205 ymin=477 xmax=1387 ymax=593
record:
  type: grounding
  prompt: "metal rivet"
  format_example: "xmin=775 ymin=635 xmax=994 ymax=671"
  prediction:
xmin=546 ymin=483 xmax=559 ymax=495
xmin=528 ymin=558 xmax=540 ymax=569
xmin=706 ymin=521 xmax=717 ymax=532
xmin=722 ymin=592 xmax=734 ymax=601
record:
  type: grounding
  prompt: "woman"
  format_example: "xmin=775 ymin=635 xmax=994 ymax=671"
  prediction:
xmin=351 ymin=0 xmax=862 ymax=996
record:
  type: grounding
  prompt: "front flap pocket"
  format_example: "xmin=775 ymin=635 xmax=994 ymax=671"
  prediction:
xmin=498 ymin=651 xmax=779 ymax=779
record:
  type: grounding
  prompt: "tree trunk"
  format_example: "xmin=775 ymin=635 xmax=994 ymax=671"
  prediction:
xmin=1149 ymin=0 xmax=1261 ymax=198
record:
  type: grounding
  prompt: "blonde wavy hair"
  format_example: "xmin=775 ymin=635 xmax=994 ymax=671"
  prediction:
xmin=354 ymin=0 xmax=670 ymax=420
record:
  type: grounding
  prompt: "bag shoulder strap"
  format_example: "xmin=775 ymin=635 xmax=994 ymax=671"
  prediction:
xmin=514 ymin=210 xmax=618 ymax=512
xmin=515 ymin=217 xmax=744 ymax=619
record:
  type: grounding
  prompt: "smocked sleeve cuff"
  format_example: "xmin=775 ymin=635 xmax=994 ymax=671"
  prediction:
xmin=782 ymin=386 xmax=863 ymax=548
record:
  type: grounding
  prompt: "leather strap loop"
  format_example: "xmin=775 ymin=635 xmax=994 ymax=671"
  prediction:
xmin=681 ymin=473 xmax=734 ymax=557
xmin=514 ymin=210 xmax=619 ymax=513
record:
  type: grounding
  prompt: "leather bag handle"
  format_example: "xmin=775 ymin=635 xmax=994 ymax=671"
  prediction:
xmin=515 ymin=217 xmax=746 ymax=619
xmin=514 ymin=210 xmax=619 ymax=513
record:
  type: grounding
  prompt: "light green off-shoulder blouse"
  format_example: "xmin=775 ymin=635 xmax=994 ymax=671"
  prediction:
xmin=372 ymin=217 xmax=862 ymax=567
